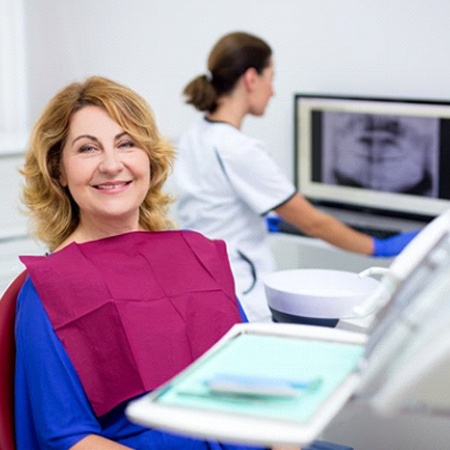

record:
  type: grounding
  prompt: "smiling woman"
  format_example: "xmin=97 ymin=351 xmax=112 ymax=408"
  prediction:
xmin=15 ymin=75 xmax=306 ymax=450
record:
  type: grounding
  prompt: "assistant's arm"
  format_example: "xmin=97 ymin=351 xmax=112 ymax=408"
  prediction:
xmin=275 ymin=193 xmax=374 ymax=255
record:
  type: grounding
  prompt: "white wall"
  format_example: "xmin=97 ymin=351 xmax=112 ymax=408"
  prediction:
xmin=0 ymin=154 xmax=46 ymax=293
xmin=21 ymin=0 xmax=450 ymax=236
xmin=4 ymin=0 xmax=450 ymax=447
xmin=24 ymin=0 xmax=450 ymax=181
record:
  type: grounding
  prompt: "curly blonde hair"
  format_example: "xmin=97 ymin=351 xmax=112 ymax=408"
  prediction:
xmin=21 ymin=76 xmax=175 ymax=251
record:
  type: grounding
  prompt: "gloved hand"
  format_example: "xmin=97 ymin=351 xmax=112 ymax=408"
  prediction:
xmin=265 ymin=214 xmax=282 ymax=232
xmin=372 ymin=230 xmax=420 ymax=257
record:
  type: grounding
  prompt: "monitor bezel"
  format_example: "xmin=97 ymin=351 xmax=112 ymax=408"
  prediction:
xmin=293 ymin=93 xmax=450 ymax=222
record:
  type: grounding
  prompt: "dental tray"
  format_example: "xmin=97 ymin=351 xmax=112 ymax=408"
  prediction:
xmin=126 ymin=323 xmax=367 ymax=447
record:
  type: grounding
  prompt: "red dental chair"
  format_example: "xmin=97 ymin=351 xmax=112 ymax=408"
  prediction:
xmin=0 ymin=271 xmax=27 ymax=450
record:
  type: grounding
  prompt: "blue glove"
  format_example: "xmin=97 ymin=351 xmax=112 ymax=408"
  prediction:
xmin=372 ymin=230 xmax=420 ymax=257
xmin=265 ymin=214 xmax=282 ymax=233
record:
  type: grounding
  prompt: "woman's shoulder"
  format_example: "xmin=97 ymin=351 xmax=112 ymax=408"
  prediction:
xmin=178 ymin=118 xmax=266 ymax=157
xmin=16 ymin=275 xmax=38 ymax=304
xmin=15 ymin=275 xmax=48 ymax=334
xmin=209 ymin=125 xmax=265 ymax=156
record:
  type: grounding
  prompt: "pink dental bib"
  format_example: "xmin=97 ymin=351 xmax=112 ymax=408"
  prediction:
xmin=20 ymin=230 xmax=241 ymax=416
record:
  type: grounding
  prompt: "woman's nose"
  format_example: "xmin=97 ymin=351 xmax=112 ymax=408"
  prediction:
xmin=98 ymin=150 xmax=123 ymax=173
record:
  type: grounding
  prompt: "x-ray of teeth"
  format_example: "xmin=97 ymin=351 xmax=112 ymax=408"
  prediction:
xmin=322 ymin=111 xmax=439 ymax=197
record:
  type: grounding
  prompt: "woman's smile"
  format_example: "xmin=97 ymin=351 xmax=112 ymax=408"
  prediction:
xmin=92 ymin=180 xmax=133 ymax=191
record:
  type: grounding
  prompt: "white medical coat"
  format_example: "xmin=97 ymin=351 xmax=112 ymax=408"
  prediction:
xmin=174 ymin=118 xmax=296 ymax=322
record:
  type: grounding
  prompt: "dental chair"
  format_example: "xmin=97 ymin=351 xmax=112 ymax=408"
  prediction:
xmin=0 ymin=271 xmax=27 ymax=450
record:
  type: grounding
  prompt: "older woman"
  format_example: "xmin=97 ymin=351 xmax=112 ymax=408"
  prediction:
xmin=15 ymin=76 xmax=262 ymax=450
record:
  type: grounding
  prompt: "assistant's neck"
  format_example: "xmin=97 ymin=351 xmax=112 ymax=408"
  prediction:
xmin=207 ymin=88 xmax=249 ymax=129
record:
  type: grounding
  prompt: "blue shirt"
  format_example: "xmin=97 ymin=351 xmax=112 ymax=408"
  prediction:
xmin=15 ymin=278 xmax=351 ymax=450
xmin=14 ymin=277 xmax=260 ymax=450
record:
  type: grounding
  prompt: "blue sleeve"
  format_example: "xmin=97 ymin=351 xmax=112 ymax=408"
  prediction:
xmin=15 ymin=278 xmax=102 ymax=449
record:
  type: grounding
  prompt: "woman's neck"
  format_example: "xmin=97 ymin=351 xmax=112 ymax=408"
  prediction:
xmin=208 ymin=90 xmax=248 ymax=129
xmin=207 ymin=111 xmax=243 ymax=129
xmin=55 ymin=218 xmax=142 ymax=251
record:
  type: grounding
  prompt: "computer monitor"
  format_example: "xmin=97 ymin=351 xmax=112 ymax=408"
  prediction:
xmin=294 ymin=94 xmax=450 ymax=222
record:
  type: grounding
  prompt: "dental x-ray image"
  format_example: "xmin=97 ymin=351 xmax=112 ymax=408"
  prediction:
xmin=322 ymin=111 xmax=439 ymax=197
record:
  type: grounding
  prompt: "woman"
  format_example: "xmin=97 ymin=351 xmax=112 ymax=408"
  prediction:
xmin=15 ymin=76 xmax=305 ymax=450
xmin=174 ymin=31 xmax=418 ymax=323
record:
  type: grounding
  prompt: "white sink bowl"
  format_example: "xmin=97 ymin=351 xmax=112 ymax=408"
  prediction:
xmin=264 ymin=269 xmax=380 ymax=326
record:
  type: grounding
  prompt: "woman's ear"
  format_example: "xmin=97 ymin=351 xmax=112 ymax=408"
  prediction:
xmin=242 ymin=67 xmax=258 ymax=92
xmin=59 ymin=169 xmax=67 ymax=187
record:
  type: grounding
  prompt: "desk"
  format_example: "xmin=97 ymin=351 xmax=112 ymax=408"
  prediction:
xmin=269 ymin=233 xmax=393 ymax=273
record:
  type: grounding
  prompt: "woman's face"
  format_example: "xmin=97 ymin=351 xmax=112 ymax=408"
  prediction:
xmin=59 ymin=105 xmax=151 ymax=229
xmin=249 ymin=58 xmax=275 ymax=116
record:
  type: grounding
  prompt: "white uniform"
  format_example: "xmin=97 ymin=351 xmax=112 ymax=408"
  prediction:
xmin=174 ymin=118 xmax=296 ymax=322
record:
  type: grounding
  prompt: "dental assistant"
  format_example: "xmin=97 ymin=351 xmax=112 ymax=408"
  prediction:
xmin=174 ymin=31 xmax=418 ymax=322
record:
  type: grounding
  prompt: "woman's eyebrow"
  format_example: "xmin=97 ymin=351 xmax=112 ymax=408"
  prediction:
xmin=114 ymin=131 xmax=129 ymax=141
xmin=71 ymin=131 xmax=129 ymax=146
xmin=71 ymin=134 xmax=98 ymax=146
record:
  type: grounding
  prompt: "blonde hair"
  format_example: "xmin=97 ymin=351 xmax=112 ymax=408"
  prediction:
xmin=21 ymin=76 xmax=175 ymax=251
xmin=183 ymin=31 xmax=272 ymax=113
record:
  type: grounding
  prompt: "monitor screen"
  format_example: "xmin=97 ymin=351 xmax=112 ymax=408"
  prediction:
xmin=294 ymin=94 xmax=450 ymax=220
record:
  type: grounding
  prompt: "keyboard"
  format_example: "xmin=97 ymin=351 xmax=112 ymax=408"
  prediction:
xmin=277 ymin=219 xmax=399 ymax=239
xmin=350 ymin=225 xmax=399 ymax=239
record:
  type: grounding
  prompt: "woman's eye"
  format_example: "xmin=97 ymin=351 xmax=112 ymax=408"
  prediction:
xmin=79 ymin=145 xmax=97 ymax=153
xmin=118 ymin=141 xmax=136 ymax=150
